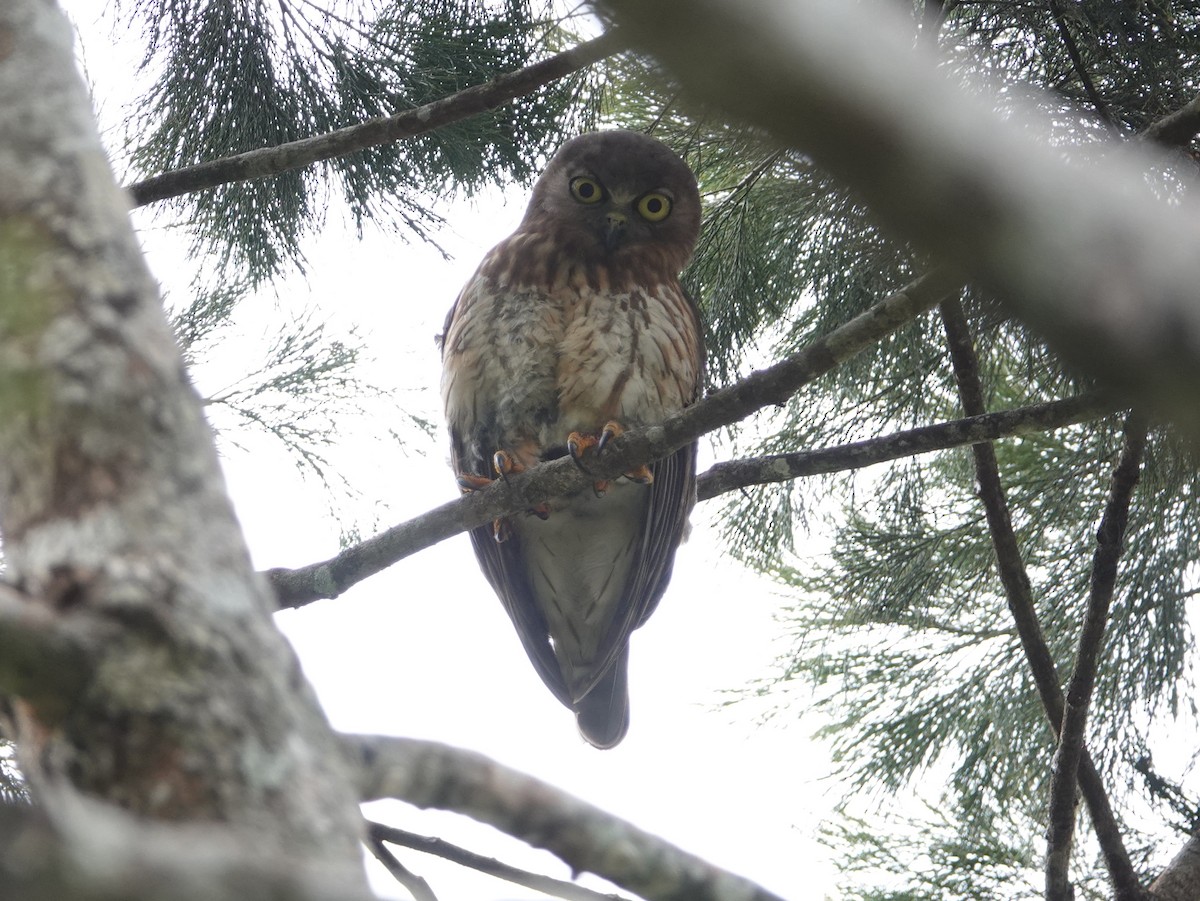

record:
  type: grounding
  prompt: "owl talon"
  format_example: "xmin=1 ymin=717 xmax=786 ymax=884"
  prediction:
xmin=457 ymin=472 xmax=494 ymax=492
xmin=567 ymin=431 xmax=598 ymax=474
xmin=493 ymin=518 xmax=510 ymax=542
xmin=596 ymin=420 xmax=624 ymax=454
xmin=625 ymin=465 xmax=653 ymax=485
xmin=493 ymin=450 xmax=527 ymax=481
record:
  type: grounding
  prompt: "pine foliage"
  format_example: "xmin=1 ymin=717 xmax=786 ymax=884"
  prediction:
xmin=121 ymin=0 xmax=600 ymax=281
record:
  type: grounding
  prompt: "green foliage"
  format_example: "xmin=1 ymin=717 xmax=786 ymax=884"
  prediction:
xmin=121 ymin=0 xmax=600 ymax=281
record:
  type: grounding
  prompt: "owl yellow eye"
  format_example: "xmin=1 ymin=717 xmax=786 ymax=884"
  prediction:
xmin=636 ymin=192 xmax=672 ymax=222
xmin=570 ymin=176 xmax=604 ymax=204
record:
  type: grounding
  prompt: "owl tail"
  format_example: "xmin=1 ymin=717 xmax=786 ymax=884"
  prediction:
xmin=574 ymin=649 xmax=630 ymax=749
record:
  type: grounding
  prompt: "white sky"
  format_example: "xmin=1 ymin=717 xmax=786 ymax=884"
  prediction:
xmin=60 ymin=2 xmax=843 ymax=899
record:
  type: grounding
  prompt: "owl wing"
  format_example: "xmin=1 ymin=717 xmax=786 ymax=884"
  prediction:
xmin=454 ymin=467 xmax=574 ymax=708
xmin=449 ymin=435 xmax=697 ymax=710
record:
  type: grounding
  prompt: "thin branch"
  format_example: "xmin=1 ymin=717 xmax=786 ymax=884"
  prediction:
xmin=125 ymin=31 xmax=624 ymax=206
xmin=1045 ymin=413 xmax=1148 ymax=901
xmin=696 ymin=392 xmax=1117 ymax=500
xmin=266 ymin=268 xmax=962 ymax=607
xmin=368 ymin=821 xmax=633 ymax=901
xmin=1047 ymin=0 xmax=1117 ymax=129
xmin=597 ymin=0 xmax=1200 ymax=434
xmin=937 ymin=299 xmax=1145 ymax=901
xmin=344 ymin=734 xmax=788 ymax=901
xmin=366 ymin=833 xmax=440 ymax=901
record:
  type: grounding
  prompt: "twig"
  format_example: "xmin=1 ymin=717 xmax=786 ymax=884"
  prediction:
xmin=937 ymin=299 xmax=1145 ymax=901
xmin=366 ymin=833 xmax=439 ymax=901
xmin=1045 ymin=413 xmax=1147 ymax=901
xmin=125 ymin=32 xmax=624 ymax=206
xmin=266 ymin=268 xmax=962 ymax=607
xmin=696 ymin=393 xmax=1117 ymax=500
xmin=1047 ymin=0 xmax=1117 ymax=129
xmin=344 ymin=734 xmax=789 ymax=901
xmin=367 ymin=821 xmax=633 ymax=901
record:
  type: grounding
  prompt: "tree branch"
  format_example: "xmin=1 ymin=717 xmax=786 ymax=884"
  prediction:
xmin=0 ymin=796 xmax=376 ymax=901
xmin=1047 ymin=0 xmax=1116 ymax=128
xmin=367 ymin=821 xmax=634 ymax=901
xmin=1140 ymin=92 xmax=1200 ymax=147
xmin=366 ymin=833 xmax=440 ymax=901
xmin=267 ymin=268 xmax=962 ymax=607
xmin=597 ymin=0 xmax=1200 ymax=434
xmin=1045 ymin=412 xmax=1148 ymax=901
xmin=938 ymin=299 xmax=1145 ymax=901
xmin=344 ymin=734 xmax=789 ymax=901
xmin=696 ymin=392 xmax=1117 ymax=501
xmin=1152 ymin=831 xmax=1200 ymax=901
xmin=269 ymin=384 xmax=1112 ymax=610
xmin=125 ymin=32 xmax=624 ymax=206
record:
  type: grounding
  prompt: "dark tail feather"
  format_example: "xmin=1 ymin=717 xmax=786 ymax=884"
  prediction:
xmin=574 ymin=652 xmax=630 ymax=749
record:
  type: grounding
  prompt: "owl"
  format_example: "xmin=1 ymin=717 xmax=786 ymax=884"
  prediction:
xmin=440 ymin=130 xmax=704 ymax=747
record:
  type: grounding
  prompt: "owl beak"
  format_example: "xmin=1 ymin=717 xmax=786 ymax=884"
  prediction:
xmin=603 ymin=212 xmax=627 ymax=251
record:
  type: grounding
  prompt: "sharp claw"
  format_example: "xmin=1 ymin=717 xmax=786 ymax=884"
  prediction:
xmin=592 ymin=480 xmax=610 ymax=498
xmin=624 ymin=464 xmax=653 ymax=485
xmin=567 ymin=432 xmax=595 ymax=474
xmin=596 ymin=420 xmax=624 ymax=454
xmin=457 ymin=472 xmax=494 ymax=492
xmin=493 ymin=450 xmax=513 ymax=481
xmin=492 ymin=518 xmax=510 ymax=542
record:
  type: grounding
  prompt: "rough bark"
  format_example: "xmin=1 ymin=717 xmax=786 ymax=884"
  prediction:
xmin=0 ymin=0 xmax=365 ymax=884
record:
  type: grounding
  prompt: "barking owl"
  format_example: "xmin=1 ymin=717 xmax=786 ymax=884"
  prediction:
xmin=440 ymin=130 xmax=704 ymax=747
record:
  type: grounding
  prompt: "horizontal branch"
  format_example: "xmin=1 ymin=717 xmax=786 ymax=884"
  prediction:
xmin=696 ymin=392 xmax=1118 ymax=501
xmin=345 ymin=734 xmax=788 ymax=901
xmin=267 ymin=268 xmax=962 ymax=607
xmin=125 ymin=32 xmax=624 ymax=206
xmin=368 ymin=821 xmax=634 ymax=901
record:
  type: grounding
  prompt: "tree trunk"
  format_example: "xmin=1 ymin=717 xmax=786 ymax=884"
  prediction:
xmin=0 ymin=0 xmax=366 ymax=885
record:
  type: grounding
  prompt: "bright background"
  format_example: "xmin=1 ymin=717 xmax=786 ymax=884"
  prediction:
xmin=62 ymin=4 xmax=840 ymax=898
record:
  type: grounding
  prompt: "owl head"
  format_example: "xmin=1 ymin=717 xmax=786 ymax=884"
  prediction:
xmin=520 ymin=130 xmax=701 ymax=273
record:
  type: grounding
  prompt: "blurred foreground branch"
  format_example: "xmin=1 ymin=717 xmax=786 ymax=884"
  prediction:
xmin=346 ymin=734 xmax=787 ymax=901
xmin=599 ymin=0 xmax=1200 ymax=435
